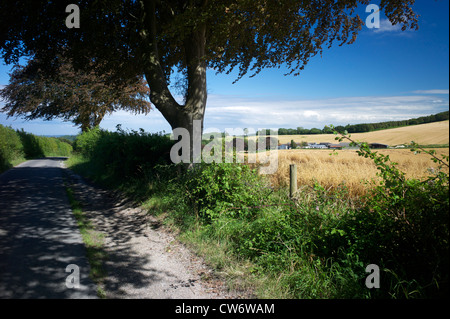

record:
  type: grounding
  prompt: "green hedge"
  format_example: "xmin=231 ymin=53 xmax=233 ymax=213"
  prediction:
xmin=0 ymin=125 xmax=24 ymax=172
xmin=73 ymin=125 xmax=174 ymax=182
xmin=17 ymin=130 xmax=72 ymax=158
xmin=0 ymin=124 xmax=73 ymax=173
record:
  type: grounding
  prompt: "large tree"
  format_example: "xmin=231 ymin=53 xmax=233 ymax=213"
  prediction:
xmin=0 ymin=0 xmax=418 ymax=158
xmin=0 ymin=56 xmax=151 ymax=132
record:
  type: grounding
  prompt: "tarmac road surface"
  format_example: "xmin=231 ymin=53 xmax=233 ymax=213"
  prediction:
xmin=0 ymin=158 xmax=98 ymax=299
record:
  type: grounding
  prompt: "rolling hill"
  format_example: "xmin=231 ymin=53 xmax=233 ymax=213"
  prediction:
xmin=276 ymin=120 xmax=449 ymax=146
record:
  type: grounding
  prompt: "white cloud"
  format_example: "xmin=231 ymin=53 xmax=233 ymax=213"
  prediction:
xmin=1 ymin=92 xmax=448 ymax=135
xmin=373 ymin=19 xmax=402 ymax=33
xmin=201 ymin=93 xmax=449 ymax=130
xmin=303 ymin=110 xmax=321 ymax=119
xmin=369 ymin=19 xmax=414 ymax=37
xmin=412 ymin=89 xmax=449 ymax=95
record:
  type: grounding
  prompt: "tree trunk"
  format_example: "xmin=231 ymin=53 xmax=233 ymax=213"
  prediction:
xmin=139 ymin=0 xmax=207 ymax=164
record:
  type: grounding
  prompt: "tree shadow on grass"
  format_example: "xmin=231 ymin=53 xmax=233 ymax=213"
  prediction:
xmin=63 ymin=169 xmax=185 ymax=298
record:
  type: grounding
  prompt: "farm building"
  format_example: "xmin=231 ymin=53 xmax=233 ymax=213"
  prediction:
xmin=328 ymin=144 xmax=343 ymax=150
xmin=369 ymin=143 xmax=389 ymax=149
xmin=278 ymin=143 xmax=291 ymax=150
xmin=306 ymin=143 xmax=328 ymax=149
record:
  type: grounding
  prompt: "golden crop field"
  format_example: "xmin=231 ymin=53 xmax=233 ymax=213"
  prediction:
xmin=276 ymin=120 xmax=449 ymax=146
xmin=265 ymin=148 xmax=449 ymax=197
xmin=239 ymin=121 xmax=449 ymax=197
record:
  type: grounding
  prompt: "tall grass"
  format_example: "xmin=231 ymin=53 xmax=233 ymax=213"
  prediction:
xmin=65 ymin=185 xmax=108 ymax=298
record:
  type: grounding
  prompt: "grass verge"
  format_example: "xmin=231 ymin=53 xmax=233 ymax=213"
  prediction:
xmin=143 ymin=201 xmax=291 ymax=299
xmin=66 ymin=127 xmax=449 ymax=299
xmin=65 ymin=184 xmax=108 ymax=299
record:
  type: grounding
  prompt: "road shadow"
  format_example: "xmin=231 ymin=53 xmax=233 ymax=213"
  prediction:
xmin=63 ymin=169 xmax=182 ymax=298
xmin=38 ymin=157 xmax=69 ymax=161
xmin=0 ymin=164 xmax=97 ymax=298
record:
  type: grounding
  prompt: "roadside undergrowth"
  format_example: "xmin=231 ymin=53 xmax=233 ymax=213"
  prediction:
xmin=66 ymin=126 xmax=449 ymax=299
xmin=65 ymin=183 xmax=108 ymax=299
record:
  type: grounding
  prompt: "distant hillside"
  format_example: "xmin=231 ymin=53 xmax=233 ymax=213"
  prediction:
xmin=277 ymin=111 xmax=449 ymax=135
xmin=277 ymin=120 xmax=449 ymax=146
xmin=45 ymin=135 xmax=77 ymax=142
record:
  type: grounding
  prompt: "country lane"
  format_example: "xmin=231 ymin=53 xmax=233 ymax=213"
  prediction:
xmin=0 ymin=158 xmax=98 ymax=298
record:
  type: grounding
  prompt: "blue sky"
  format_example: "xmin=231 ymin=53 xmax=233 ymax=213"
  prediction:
xmin=0 ymin=0 xmax=448 ymax=136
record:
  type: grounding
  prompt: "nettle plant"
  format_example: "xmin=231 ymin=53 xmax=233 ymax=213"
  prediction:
xmin=184 ymin=162 xmax=272 ymax=222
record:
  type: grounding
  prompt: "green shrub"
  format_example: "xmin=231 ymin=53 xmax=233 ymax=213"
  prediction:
xmin=359 ymin=143 xmax=448 ymax=298
xmin=1 ymin=125 xmax=72 ymax=172
xmin=184 ymin=162 xmax=272 ymax=222
xmin=73 ymin=125 xmax=174 ymax=183
xmin=16 ymin=129 xmax=44 ymax=158
xmin=17 ymin=129 xmax=72 ymax=158
xmin=0 ymin=124 xmax=24 ymax=171
xmin=329 ymin=131 xmax=450 ymax=298
xmin=73 ymin=126 xmax=102 ymax=158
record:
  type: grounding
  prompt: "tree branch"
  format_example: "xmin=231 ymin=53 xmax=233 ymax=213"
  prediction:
xmin=139 ymin=0 xmax=181 ymax=128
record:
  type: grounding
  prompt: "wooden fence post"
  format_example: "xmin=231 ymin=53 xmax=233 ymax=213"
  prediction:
xmin=290 ymin=164 xmax=297 ymax=198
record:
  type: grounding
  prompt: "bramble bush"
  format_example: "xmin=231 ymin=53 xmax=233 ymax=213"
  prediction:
xmin=172 ymin=132 xmax=449 ymax=298
xmin=329 ymin=129 xmax=449 ymax=298
xmin=184 ymin=162 xmax=273 ymax=222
